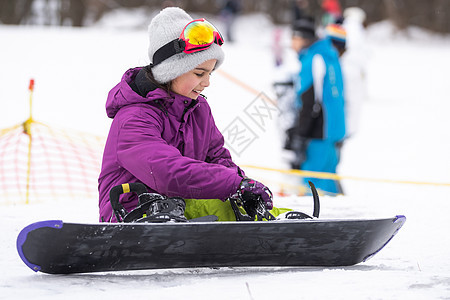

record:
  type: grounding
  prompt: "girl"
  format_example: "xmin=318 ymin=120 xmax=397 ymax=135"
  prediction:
xmin=98 ymin=7 xmax=279 ymax=222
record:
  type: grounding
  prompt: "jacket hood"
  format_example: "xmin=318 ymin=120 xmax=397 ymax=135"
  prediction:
xmin=106 ymin=67 xmax=174 ymax=118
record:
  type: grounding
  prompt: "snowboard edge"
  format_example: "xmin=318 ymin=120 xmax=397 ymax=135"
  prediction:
xmin=16 ymin=220 xmax=64 ymax=272
xmin=362 ymin=215 xmax=406 ymax=262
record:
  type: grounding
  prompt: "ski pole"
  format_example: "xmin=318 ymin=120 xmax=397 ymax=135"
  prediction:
xmin=24 ymin=78 xmax=35 ymax=204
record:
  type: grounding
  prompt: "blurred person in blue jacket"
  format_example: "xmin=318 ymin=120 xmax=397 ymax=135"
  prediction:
xmin=286 ymin=17 xmax=346 ymax=195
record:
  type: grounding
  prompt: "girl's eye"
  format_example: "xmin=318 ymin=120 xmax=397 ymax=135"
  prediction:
xmin=195 ymin=73 xmax=204 ymax=77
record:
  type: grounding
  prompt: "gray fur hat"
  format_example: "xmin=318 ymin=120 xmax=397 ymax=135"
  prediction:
xmin=148 ymin=7 xmax=225 ymax=84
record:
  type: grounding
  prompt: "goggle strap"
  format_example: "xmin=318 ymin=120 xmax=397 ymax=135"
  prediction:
xmin=151 ymin=39 xmax=185 ymax=67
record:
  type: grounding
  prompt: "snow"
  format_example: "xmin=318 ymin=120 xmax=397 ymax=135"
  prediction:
xmin=1 ymin=11 xmax=450 ymax=299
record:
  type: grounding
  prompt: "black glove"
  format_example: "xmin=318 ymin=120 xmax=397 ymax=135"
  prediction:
xmin=232 ymin=178 xmax=273 ymax=219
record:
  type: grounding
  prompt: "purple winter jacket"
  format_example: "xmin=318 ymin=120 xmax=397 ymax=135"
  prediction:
xmin=98 ymin=68 xmax=243 ymax=222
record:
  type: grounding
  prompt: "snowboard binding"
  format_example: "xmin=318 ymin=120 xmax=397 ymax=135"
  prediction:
xmin=229 ymin=181 xmax=320 ymax=221
xmin=109 ymin=183 xmax=187 ymax=223
xmin=229 ymin=196 xmax=276 ymax=221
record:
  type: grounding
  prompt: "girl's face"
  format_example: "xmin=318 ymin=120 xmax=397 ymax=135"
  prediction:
xmin=171 ymin=59 xmax=217 ymax=100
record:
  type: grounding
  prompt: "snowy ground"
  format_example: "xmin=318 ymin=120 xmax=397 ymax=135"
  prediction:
xmin=1 ymin=11 xmax=450 ymax=300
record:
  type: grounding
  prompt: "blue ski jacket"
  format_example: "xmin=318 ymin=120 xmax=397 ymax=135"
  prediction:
xmin=294 ymin=38 xmax=346 ymax=142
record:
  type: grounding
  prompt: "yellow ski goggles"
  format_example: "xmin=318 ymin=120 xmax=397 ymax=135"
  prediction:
xmin=180 ymin=18 xmax=224 ymax=53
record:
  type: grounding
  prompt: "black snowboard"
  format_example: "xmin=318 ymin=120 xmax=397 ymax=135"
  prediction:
xmin=17 ymin=216 xmax=406 ymax=274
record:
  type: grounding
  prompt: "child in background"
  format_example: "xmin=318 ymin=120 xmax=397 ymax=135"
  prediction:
xmin=287 ymin=16 xmax=346 ymax=195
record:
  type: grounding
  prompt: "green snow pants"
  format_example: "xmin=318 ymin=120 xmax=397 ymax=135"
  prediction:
xmin=184 ymin=198 xmax=292 ymax=221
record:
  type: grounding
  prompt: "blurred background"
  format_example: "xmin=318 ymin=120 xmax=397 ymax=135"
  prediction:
xmin=1 ymin=0 xmax=449 ymax=204
xmin=1 ymin=0 xmax=449 ymax=32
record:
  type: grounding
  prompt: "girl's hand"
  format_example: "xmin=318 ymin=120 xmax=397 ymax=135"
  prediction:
xmin=233 ymin=178 xmax=273 ymax=210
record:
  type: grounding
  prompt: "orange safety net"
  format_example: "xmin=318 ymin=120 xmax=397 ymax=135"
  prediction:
xmin=0 ymin=121 xmax=105 ymax=204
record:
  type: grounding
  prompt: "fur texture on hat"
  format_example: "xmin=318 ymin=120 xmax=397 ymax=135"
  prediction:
xmin=148 ymin=7 xmax=224 ymax=84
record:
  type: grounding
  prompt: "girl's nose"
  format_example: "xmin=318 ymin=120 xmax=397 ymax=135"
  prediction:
xmin=201 ymin=75 xmax=210 ymax=87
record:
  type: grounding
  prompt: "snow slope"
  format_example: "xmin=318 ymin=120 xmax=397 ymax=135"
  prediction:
xmin=1 ymin=12 xmax=450 ymax=300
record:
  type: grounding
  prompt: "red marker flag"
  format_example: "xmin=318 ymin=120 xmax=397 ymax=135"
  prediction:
xmin=29 ymin=79 xmax=35 ymax=91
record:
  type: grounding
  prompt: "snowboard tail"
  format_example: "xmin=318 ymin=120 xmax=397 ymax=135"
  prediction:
xmin=17 ymin=216 xmax=405 ymax=274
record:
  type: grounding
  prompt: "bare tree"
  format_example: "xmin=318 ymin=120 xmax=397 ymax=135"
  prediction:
xmin=0 ymin=0 xmax=34 ymax=24
xmin=0 ymin=0 xmax=448 ymax=32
